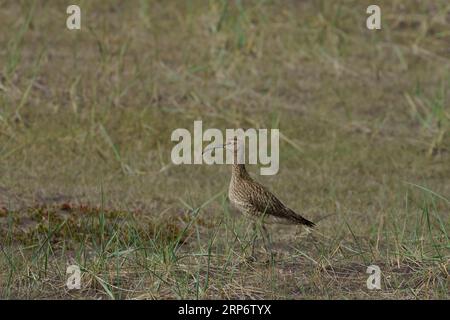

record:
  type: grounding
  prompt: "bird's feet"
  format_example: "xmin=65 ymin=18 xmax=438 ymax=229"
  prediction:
xmin=263 ymin=252 xmax=276 ymax=265
xmin=243 ymin=251 xmax=277 ymax=264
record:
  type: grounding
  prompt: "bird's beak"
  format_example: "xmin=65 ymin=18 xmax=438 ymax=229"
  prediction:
xmin=202 ymin=143 xmax=230 ymax=155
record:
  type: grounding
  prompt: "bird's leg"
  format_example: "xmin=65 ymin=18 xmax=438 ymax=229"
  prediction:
xmin=251 ymin=222 xmax=258 ymax=257
xmin=244 ymin=222 xmax=258 ymax=262
xmin=261 ymin=225 xmax=274 ymax=259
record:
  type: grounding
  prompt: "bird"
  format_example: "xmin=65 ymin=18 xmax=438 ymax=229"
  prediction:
xmin=206 ymin=137 xmax=315 ymax=258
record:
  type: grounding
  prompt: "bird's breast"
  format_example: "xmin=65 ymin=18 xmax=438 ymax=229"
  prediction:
xmin=228 ymin=179 xmax=246 ymax=202
xmin=228 ymin=180 xmax=252 ymax=215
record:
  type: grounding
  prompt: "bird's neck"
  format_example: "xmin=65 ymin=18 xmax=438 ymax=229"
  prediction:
xmin=231 ymin=146 xmax=249 ymax=179
xmin=231 ymin=163 xmax=248 ymax=179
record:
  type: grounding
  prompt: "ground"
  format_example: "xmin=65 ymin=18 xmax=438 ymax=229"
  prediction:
xmin=0 ymin=0 xmax=449 ymax=299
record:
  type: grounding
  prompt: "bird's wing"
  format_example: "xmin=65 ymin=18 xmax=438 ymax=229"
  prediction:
xmin=246 ymin=181 xmax=288 ymax=218
xmin=246 ymin=181 xmax=315 ymax=227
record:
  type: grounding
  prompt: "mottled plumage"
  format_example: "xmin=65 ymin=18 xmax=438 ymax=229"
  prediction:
xmin=227 ymin=138 xmax=315 ymax=227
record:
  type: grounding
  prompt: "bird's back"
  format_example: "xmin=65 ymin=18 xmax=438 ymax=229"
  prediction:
xmin=228 ymin=170 xmax=315 ymax=227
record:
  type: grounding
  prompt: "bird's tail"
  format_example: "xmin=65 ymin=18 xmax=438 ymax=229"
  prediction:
xmin=288 ymin=210 xmax=315 ymax=227
xmin=298 ymin=216 xmax=315 ymax=228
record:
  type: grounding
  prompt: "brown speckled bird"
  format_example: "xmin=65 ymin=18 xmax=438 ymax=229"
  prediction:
xmin=207 ymin=137 xmax=315 ymax=256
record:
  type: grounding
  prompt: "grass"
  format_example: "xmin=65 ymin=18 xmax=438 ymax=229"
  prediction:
xmin=0 ymin=0 xmax=449 ymax=299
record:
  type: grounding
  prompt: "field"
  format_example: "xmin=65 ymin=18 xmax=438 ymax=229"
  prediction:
xmin=0 ymin=0 xmax=449 ymax=299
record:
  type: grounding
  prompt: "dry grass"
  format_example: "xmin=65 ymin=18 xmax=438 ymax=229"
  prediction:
xmin=0 ymin=0 xmax=449 ymax=299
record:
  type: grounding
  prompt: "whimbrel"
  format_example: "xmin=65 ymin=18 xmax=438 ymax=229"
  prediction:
xmin=207 ymin=137 xmax=315 ymax=256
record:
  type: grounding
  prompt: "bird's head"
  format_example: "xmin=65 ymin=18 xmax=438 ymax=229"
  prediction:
xmin=203 ymin=136 xmax=241 ymax=155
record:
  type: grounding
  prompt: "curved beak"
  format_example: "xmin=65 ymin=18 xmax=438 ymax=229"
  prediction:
xmin=202 ymin=142 xmax=231 ymax=155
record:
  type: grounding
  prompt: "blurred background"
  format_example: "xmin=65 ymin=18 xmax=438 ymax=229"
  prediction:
xmin=0 ymin=1 xmax=448 ymax=299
